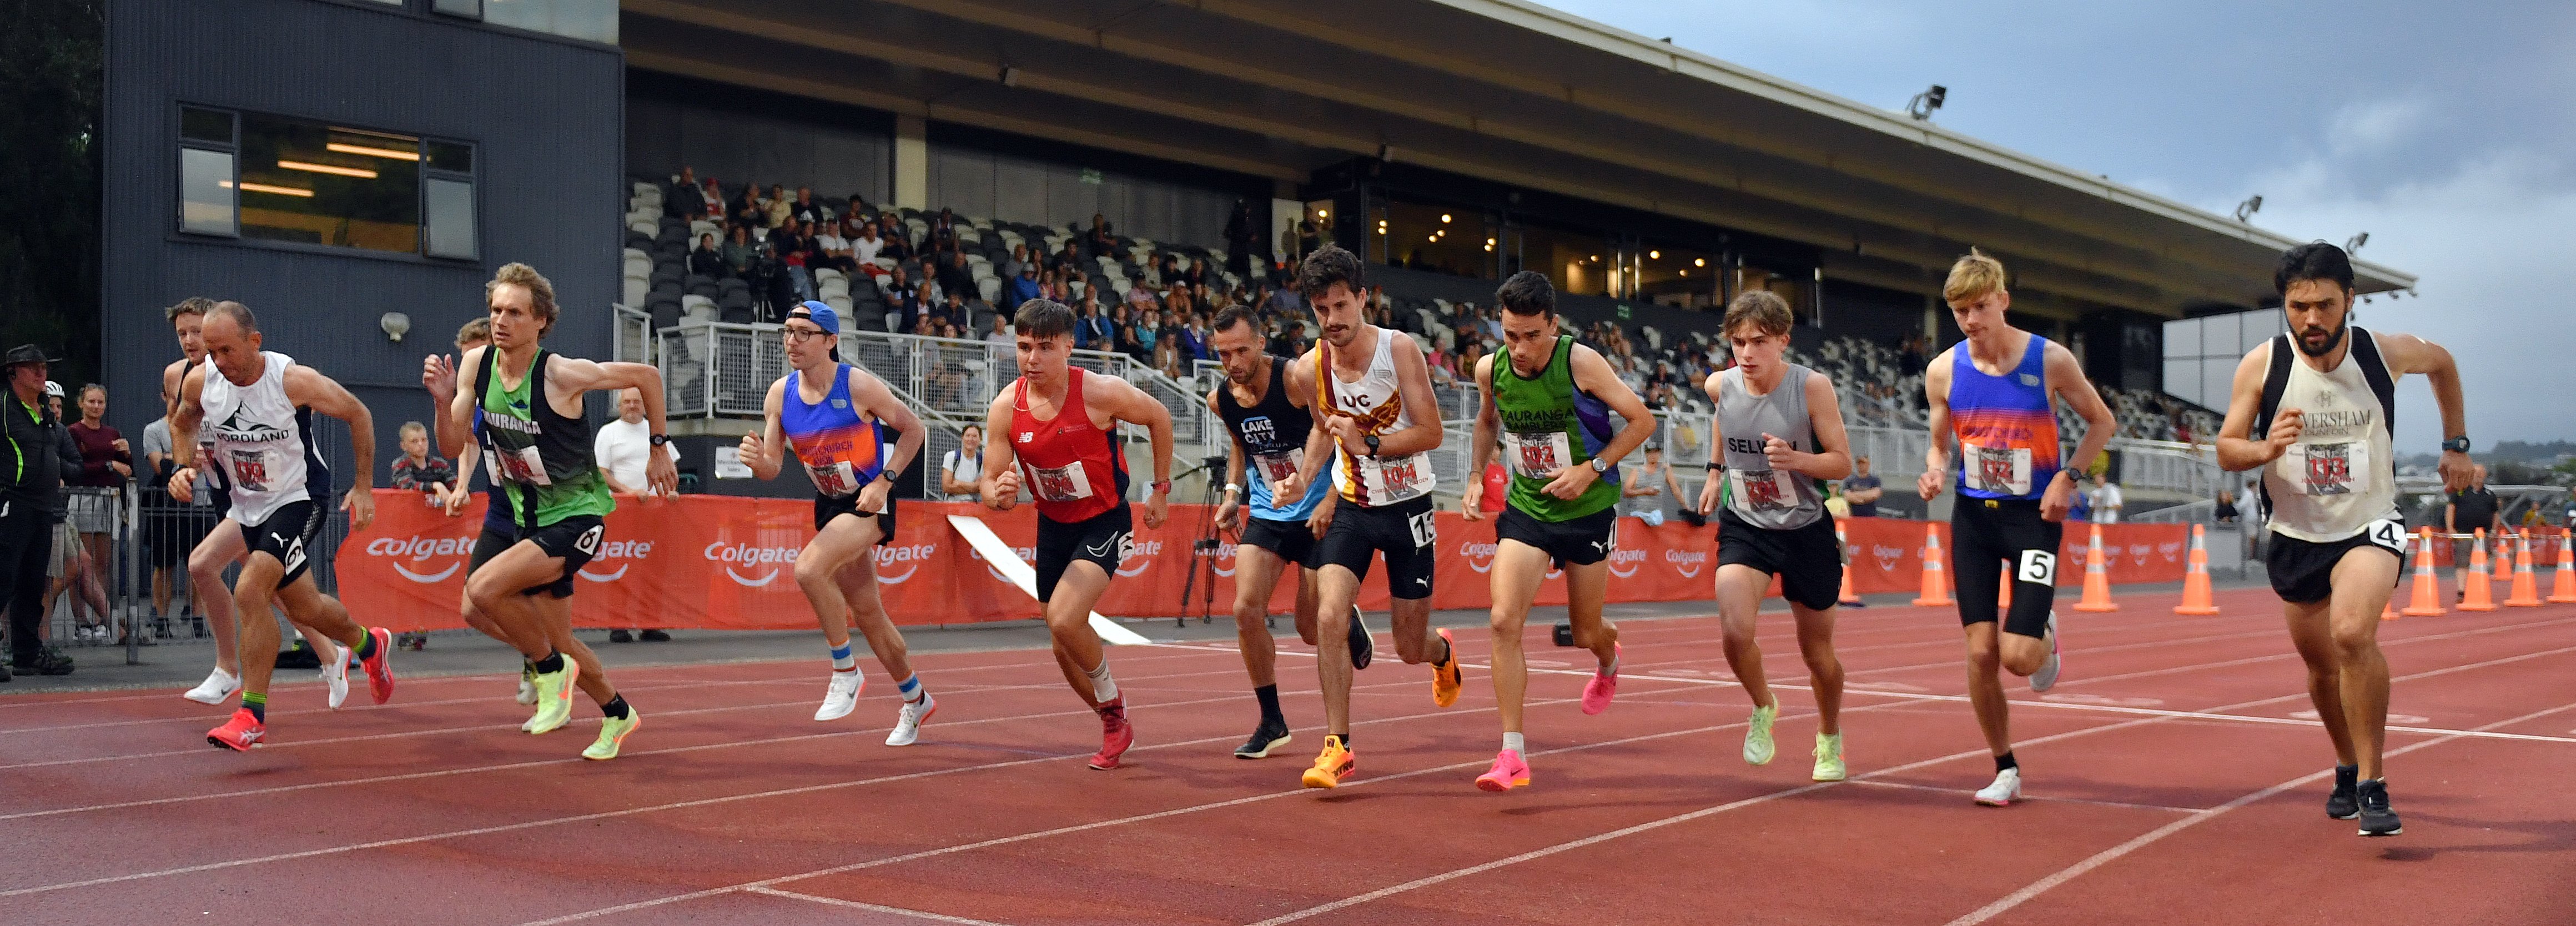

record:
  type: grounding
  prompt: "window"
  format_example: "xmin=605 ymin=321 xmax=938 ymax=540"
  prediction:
xmin=178 ymin=107 xmax=238 ymax=237
xmin=481 ymin=0 xmax=618 ymax=43
xmin=1367 ymin=199 xmax=1493 ymax=280
xmin=423 ymin=140 xmax=477 ymax=259
xmin=175 ymin=105 xmax=476 ymax=260
xmin=1518 ymin=224 xmax=1613 ymax=297
xmin=1634 ymin=243 xmax=1722 ymax=310
xmin=432 ymin=0 xmax=481 ymax=17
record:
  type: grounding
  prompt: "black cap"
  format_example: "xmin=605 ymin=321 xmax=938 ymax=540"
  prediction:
xmin=0 ymin=344 xmax=61 ymax=370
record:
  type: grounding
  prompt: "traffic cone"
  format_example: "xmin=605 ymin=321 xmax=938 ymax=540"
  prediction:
xmin=2174 ymin=524 xmax=2222 ymax=615
xmin=1911 ymin=524 xmax=1954 ymax=607
xmin=2401 ymin=527 xmax=2447 ymax=616
xmin=2073 ymin=523 xmax=2119 ymax=612
xmin=2458 ymin=529 xmax=2498 ymax=612
xmin=2504 ymin=531 xmax=2543 ymax=607
xmin=2550 ymin=527 xmax=2576 ymax=603
xmin=1837 ymin=523 xmax=1863 ymax=606
xmin=2492 ymin=528 xmax=2514 ymax=586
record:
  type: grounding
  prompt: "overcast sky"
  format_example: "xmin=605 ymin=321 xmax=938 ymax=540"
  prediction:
xmin=1542 ymin=0 xmax=2576 ymax=452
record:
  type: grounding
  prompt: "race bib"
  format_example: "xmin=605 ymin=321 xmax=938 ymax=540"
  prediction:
xmin=1353 ymin=452 xmax=1431 ymax=504
xmin=1407 ymin=510 xmax=1437 ymax=548
xmin=2281 ymin=441 xmax=2367 ymax=496
xmin=806 ymin=460 xmax=859 ymax=497
xmin=226 ymin=448 xmax=272 ymax=492
xmin=485 ymin=444 xmax=552 ymax=487
xmin=1025 ymin=461 xmax=1094 ymax=503
xmin=1252 ymin=451 xmax=1300 ymax=489
xmin=1729 ymin=469 xmax=1792 ymax=511
xmin=1965 ymin=441 xmax=2033 ymax=496
xmin=1504 ymin=431 xmax=1572 ymax=480
xmin=2362 ymin=518 xmax=2407 ymax=555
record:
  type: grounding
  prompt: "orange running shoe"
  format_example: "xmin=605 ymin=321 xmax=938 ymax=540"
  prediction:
xmin=1088 ymin=698 xmax=1133 ymax=770
xmin=357 ymin=627 xmax=396 ymax=704
xmin=1301 ymin=735 xmax=1356 ymax=788
xmin=1475 ymin=749 xmax=1531 ymax=792
xmin=1431 ymin=628 xmax=1463 ymax=708
xmin=207 ymin=708 xmax=265 ymax=751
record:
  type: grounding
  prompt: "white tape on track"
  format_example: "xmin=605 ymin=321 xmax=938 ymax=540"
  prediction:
xmin=946 ymin=514 xmax=1152 ymax=646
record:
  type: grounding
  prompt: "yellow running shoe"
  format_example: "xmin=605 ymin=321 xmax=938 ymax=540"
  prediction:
xmin=1811 ymin=731 xmax=1845 ymax=782
xmin=583 ymin=708 xmax=641 ymax=761
xmin=1743 ymin=703 xmax=1777 ymax=766
xmin=1431 ymin=628 xmax=1463 ymax=708
xmin=525 ymin=658 xmax=581 ymax=736
xmin=1301 ymin=735 xmax=1355 ymax=788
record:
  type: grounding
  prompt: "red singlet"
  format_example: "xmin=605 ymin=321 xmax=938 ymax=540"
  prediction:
xmin=1008 ymin=366 xmax=1128 ymax=523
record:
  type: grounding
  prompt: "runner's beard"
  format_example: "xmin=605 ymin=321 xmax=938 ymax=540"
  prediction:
xmin=2294 ymin=323 xmax=2347 ymax=358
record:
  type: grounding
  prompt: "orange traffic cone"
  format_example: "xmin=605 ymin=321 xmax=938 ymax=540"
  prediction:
xmin=2073 ymin=524 xmax=2119 ymax=612
xmin=2505 ymin=531 xmax=2543 ymax=607
xmin=2458 ymin=529 xmax=2498 ymax=612
xmin=2492 ymin=528 xmax=2514 ymax=586
xmin=1837 ymin=523 xmax=1863 ymax=606
xmin=2174 ymin=524 xmax=2222 ymax=615
xmin=1912 ymin=524 xmax=1954 ymax=607
xmin=2401 ymin=527 xmax=2447 ymax=616
xmin=2550 ymin=527 xmax=2576 ymax=604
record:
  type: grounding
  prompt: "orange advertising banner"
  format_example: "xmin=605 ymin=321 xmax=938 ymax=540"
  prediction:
xmin=336 ymin=492 xmax=2185 ymax=631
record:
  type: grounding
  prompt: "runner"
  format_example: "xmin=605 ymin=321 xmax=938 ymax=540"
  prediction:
xmin=1206 ymin=303 xmax=1372 ymax=760
xmin=1285 ymin=246 xmax=1460 ymax=789
xmin=432 ymin=316 xmax=542 ymax=704
xmin=975 ymin=298 xmax=1174 ymax=770
xmin=425 ymin=263 xmax=669 ymax=761
xmin=1459 ymin=271 xmax=1652 ymax=792
xmin=1693 ymin=290 xmax=1857 ymax=782
xmin=737 ymin=301 xmax=937 ymax=744
xmin=1917 ymin=249 xmax=2116 ymax=806
xmin=167 ymin=302 xmax=398 ymax=749
xmin=163 ymin=298 xmax=351 ymax=708
xmin=2215 ymin=241 xmax=2471 ymax=837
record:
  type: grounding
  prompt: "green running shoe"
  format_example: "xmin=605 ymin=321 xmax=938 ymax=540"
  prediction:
xmin=1812 ymin=731 xmax=1846 ymax=782
xmin=1743 ymin=703 xmax=1777 ymax=766
xmin=526 ymin=658 xmax=581 ymax=736
xmin=583 ymin=708 xmax=641 ymax=761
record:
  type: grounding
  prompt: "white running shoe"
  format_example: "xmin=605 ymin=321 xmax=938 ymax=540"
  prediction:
xmin=515 ymin=663 xmax=538 ymax=705
xmin=1975 ymin=767 xmax=2022 ymax=806
xmin=2029 ymin=611 xmax=2062 ymax=693
xmin=885 ymin=694 xmax=937 ymax=746
xmin=814 ymin=668 xmax=865 ymax=721
xmin=184 ymin=667 xmax=241 ymax=705
xmin=322 ymin=654 xmax=351 ymax=710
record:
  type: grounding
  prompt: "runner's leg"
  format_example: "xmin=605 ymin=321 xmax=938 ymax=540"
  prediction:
xmin=1790 ymin=602 xmax=1844 ymax=735
xmin=466 ymin=542 xmax=575 ymax=663
xmin=1961 ymin=622 xmax=2010 ymax=757
xmin=1232 ymin=545 xmax=1287 ymax=688
xmin=2280 ymin=599 xmax=2354 ymax=766
xmin=1487 ymin=540 xmax=1551 ymax=739
xmin=1564 ymin=559 xmax=1618 ymax=670
xmin=833 ymin=549 xmax=915 ymax=682
xmin=229 ymin=553 xmax=286 ymax=699
xmin=1045 ymin=561 xmax=1113 ymax=708
xmin=1714 ymin=564 xmax=1775 ymax=711
xmin=795 ymin=515 xmax=879 ymax=651
xmin=188 ymin=520 xmax=246 ymax=675
xmin=2327 ymin=548 xmax=2402 ymax=779
xmin=1313 ymin=565 xmax=1361 ymax=736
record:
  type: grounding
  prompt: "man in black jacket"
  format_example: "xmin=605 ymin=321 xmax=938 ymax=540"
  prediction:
xmin=1 ymin=345 xmax=76 ymax=678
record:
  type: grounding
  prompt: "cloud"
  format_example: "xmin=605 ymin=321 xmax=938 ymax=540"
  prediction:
xmin=2326 ymin=93 xmax=2434 ymax=157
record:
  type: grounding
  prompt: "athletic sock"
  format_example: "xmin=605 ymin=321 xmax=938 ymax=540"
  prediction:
xmin=829 ymin=643 xmax=856 ymax=671
xmin=1332 ymin=732 xmax=1351 ymax=749
xmin=1502 ymin=732 xmax=1525 ymax=754
xmin=351 ymin=631 xmax=379 ymax=662
xmin=1598 ymin=652 xmax=1619 ymax=677
xmin=897 ymin=673 xmax=924 ymax=703
xmin=532 ymin=650 xmax=566 ymax=675
xmin=1253 ymin=683 xmax=1284 ymax=727
xmin=600 ymin=694 xmax=631 ymax=720
xmin=242 ymin=691 xmax=267 ymax=722
xmin=1085 ymin=658 xmax=1119 ymax=702
xmin=1995 ymin=752 xmax=2018 ymax=774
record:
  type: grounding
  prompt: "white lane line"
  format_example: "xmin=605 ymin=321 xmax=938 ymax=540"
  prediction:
xmin=742 ymin=885 xmax=1019 ymax=925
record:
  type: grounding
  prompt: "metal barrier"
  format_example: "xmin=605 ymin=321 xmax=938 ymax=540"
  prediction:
xmin=612 ymin=303 xmax=654 ymax=365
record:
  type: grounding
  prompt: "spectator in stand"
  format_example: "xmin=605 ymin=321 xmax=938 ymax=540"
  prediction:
xmin=1117 ymin=316 xmax=1150 ymax=364
xmin=595 ymin=387 xmax=679 ymax=643
xmin=985 ymin=313 xmax=1013 ymax=347
xmin=1007 ymin=260 xmax=1042 ymax=309
xmin=813 ymin=221 xmax=853 ymax=275
xmin=1621 ymin=443 xmax=1684 ymax=526
xmin=2215 ymin=489 xmax=2240 ymax=524
xmin=1154 ymin=333 xmax=1185 ymax=381
xmin=937 ymin=251 xmax=975 ymax=306
xmin=1224 ymin=199 xmax=1255 ymax=276
xmin=852 ymin=221 xmax=886 ymax=276
xmin=389 ymin=420 xmax=460 ymax=507
xmin=1842 ymin=456 xmax=1883 ymax=517
xmin=940 ymin=424 xmax=985 ymax=502
xmin=1075 ymin=297 xmax=1111 ymax=350
xmin=929 ymin=208 xmax=959 ymax=254
xmin=874 ymin=214 xmax=913 ymax=263
xmin=789 ymin=187 xmax=821 ymax=227
xmin=776 ymin=220 xmax=816 ymax=301
xmin=999 ymin=243 xmax=1028 ymax=281
xmin=2089 ymin=474 xmax=2124 ymax=524
xmin=935 ymin=290 xmax=972 ymax=333
xmin=732 ymin=189 xmax=765 ymax=232
xmin=688 ymin=232 xmax=725 ymax=279
xmin=669 ymin=167 xmax=704 ymax=219
xmin=722 ymin=224 xmax=757 ymax=280
xmin=762 ymin=183 xmax=791 ymax=228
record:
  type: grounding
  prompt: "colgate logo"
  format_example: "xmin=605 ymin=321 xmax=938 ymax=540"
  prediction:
xmin=1873 ymin=543 xmax=1905 ymax=572
xmin=578 ymin=539 xmax=655 ymax=582
xmin=873 ymin=543 xmax=939 ymax=585
xmin=1210 ymin=540 xmax=1240 ymax=578
xmin=2159 ymin=541 xmax=2183 ymax=562
xmin=703 ymin=540 xmax=801 ymax=587
xmin=1115 ymin=539 xmax=1166 ymax=577
xmin=365 ymin=535 xmax=471 ymax=583
xmin=1460 ymin=541 xmax=1500 ymax=573
xmin=1606 ymin=546 xmax=1647 ymax=578
xmin=969 ymin=543 xmax=1038 ymax=583
xmin=1664 ymin=548 xmax=1708 ymax=579
xmin=2128 ymin=543 xmax=2152 ymax=567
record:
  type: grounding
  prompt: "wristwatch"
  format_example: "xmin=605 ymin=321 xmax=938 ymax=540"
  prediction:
xmin=1364 ymin=434 xmax=1381 ymax=457
xmin=1589 ymin=457 xmax=1610 ymax=474
xmin=1222 ymin=482 xmax=1242 ymax=495
xmin=874 ymin=469 xmax=896 ymax=485
xmin=2441 ymin=436 xmax=2471 ymax=454
xmin=648 ymin=434 xmax=668 ymax=447
xmin=1150 ymin=479 xmax=1173 ymax=495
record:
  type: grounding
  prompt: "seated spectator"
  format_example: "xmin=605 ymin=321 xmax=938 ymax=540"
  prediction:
xmin=1118 ymin=323 xmax=1150 ymax=364
xmin=721 ymin=224 xmax=757 ymax=280
xmin=763 ymin=183 xmax=792 ymax=228
xmin=1000 ymin=243 xmax=1029 ymax=281
xmin=813 ymin=223 xmax=853 ymax=274
xmin=1008 ymin=261 xmax=1042 ymax=308
xmin=671 ymin=166 xmax=704 ymax=220
xmin=389 ymin=421 xmax=459 ymax=507
xmin=789 ymin=187 xmax=821 ymax=226
xmin=1075 ymin=298 xmax=1110 ymax=350
xmin=985 ymin=313 xmax=1013 ymax=347
xmin=852 ymin=222 xmax=887 ymax=275
xmin=688 ymin=232 xmax=725 ymax=279
xmin=935 ymin=291 xmax=972 ymax=333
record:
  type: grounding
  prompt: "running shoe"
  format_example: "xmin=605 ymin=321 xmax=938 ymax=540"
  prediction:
xmin=526 ymin=657 xmax=581 ymax=735
xmin=1431 ymin=628 xmax=1463 ymax=708
xmin=185 ymin=667 xmax=240 ymax=705
xmin=207 ymin=708 xmax=265 ymax=751
xmin=1347 ymin=606 xmax=1373 ymax=670
xmin=515 ymin=662 xmax=537 ymax=706
xmin=356 ymin=627 xmax=396 ymax=705
xmin=1812 ymin=732 xmax=1847 ymax=782
xmin=1301 ymin=734 xmax=1355 ymax=788
xmin=1234 ymin=722 xmax=1292 ymax=759
xmin=1581 ymin=644 xmax=1620 ymax=716
xmin=1975 ymin=767 xmax=2021 ymax=806
xmin=640 ymin=630 xmax=671 ymax=642
xmin=610 ymin=629 xmax=633 ymax=643
xmin=1088 ymin=698 xmax=1133 ymax=770
xmin=1475 ymin=748 xmax=1531 ymax=792
xmin=1743 ymin=703 xmax=1778 ymax=766
xmin=321 ymin=652 xmax=350 ymax=710
xmin=2028 ymin=611 xmax=2062 ymax=693
xmin=583 ymin=708 xmax=642 ymax=761
xmin=2326 ymin=764 xmax=2360 ymax=820
xmin=814 ymin=667 xmax=866 ymax=722
xmin=885 ymin=694 xmax=937 ymax=747
xmin=2355 ymin=779 xmax=2402 ymax=836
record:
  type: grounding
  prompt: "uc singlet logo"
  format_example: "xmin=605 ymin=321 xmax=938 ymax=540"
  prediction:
xmin=704 ymin=540 xmax=801 ymax=587
xmin=366 ymin=536 xmax=471 ymax=583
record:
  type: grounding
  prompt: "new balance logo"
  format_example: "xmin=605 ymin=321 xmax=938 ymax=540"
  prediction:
xmin=1017 ymin=432 xmax=1034 ymax=444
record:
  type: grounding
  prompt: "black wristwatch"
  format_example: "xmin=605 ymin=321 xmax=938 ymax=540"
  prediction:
xmin=1364 ymin=434 xmax=1381 ymax=457
xmin=648 ymin=434 xmax=668 ymax=447
xmin=2441 ymin=436 xmax=2471 ymax=454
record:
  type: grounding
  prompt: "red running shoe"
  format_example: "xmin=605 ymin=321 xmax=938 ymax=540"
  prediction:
xmin=358 ymin=627 xmax=396 ymax=704
xmin=207 ymin=708 xmax=265 ymax=751
xmin=1089 ymin=698 xmax=1134 ymax=770
xmin=1475 ymin=748 xmax=1531 ymax=792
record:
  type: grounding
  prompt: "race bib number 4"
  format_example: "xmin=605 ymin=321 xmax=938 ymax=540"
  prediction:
xmin=2283 ymin=441 xmax=2366 ymax=496
xmin=1025 ymin=461 xmax=1094 ymax=503
xmin=1504 ymin=431 xmax=1572 ymax=480
xmin=1966 ymin=442 xmax=2033 ymax=496
xmin=1730 ymin=469 xmax=1790 ymax=511
xmin=806 ymin=460 xmax=859 ymax=497
xmin=227 ymin=449 xmax=271 ymax=492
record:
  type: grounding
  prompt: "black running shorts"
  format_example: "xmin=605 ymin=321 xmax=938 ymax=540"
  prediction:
xmin=243 ymin=499 xmax=329 ymax=588
xmin=1496 ymin=505 xmax=1618 ymax=569
xmin=1317 ymin=495 xmax=1437 ymax=601
xmin=512 ymin=514 xmax=606 ymax=599
xmin=2266 ymin=522 xmax=2406 ymax=605
xmin=1716 ymin=509 xmax=1844 ymax=612
xmin=1239 ymin=514 xmax=1320 ymax=570
xmin=469 ymin=525 xmax=514 ymax=572
xmin=815 ymin=492 xmax=897 ymax=545
xmin=1951 ymin=497 xmax=2062 ymax=638
xmin=1036 ymin=503 xmax=1133 ymax=603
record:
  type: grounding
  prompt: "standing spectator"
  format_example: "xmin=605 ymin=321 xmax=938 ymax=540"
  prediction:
xmin=594 ymin=387 xmax=679 ymax=643
xmin=2215 ymin=489 xmax=2241 ymax=524
xmin=389 ymin=421 xmax=460 ymax=507
xmin=139 ymin=381 xmax=192 ymax=632
xmin=2090 ymin=475 xmax=2124 ymax=524
xmin=1842 ymin=455 xmax=1884 ymax=517
xmin=2446 ymin=465 xmax=2501 ymax=599
xmin=1621 ymin=443 xmax=1684 ymax=525
xmin=1 ymin=346 xmax=74 ymax=677
xmin=64 ymin=384 xmax=132 ymax=643
xmin=940 ymin=424 xmax=985 ymax=502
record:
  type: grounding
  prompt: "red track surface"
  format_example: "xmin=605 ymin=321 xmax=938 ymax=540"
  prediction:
xmin=7 ymin=586 xmax=2574 ymax=924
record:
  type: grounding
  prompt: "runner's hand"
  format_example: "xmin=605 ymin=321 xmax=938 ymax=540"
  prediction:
xmin=1760 ymin=434 xmax=1802 ymax=475
xmin=1917 ymin=466 xmax=1945 ymax=501
xmin=1460 ymin=476 xmax=1485 ymax=521
xmin=442 ymin=486 xmax=470 ymax=517
xmin=422 ymin=353 xmax=457 ymax=402
xmin=2039 ymin=470 xmax=2075 ymax=523
xmin=1697 ymin=473 xmax=1722 ymax=514
xmin=1274 ymin=470 xmax=1307 ymax=507
xmin=1214 ymin=494 xmax=1242 ymax=531
xmin=986 ymin=470 xmax=1020 ymax=510
xmin=2263 ymin=407 xmax=2304 ymax=464
xmin=169 ymin=467 xmax=197 ymax=504
xmin=1144 ymin=485 xmax=1169 ymax=529
xmin=344 ymin=485 xmax=376 ymax=532
xmin=2437 ymin=448 xmax=2474 ymax=495
xmin=1307 ymin=491 xmax=1336 ymax=540
xmin=1542 ymin=464 xmax=1597 ymax=501
xmin=646 ymin=445 xmax=680 ymax=497
xmin=857 ymin=477 xmax=890 ymax=515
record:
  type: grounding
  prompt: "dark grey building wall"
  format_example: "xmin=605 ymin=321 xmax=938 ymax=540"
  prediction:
xmin=102 ymin=0 xmax=623 ymax=486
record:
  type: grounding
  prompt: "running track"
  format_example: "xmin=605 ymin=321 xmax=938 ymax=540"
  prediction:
xmin=6 ymin=586 xmax=2573 ymax=924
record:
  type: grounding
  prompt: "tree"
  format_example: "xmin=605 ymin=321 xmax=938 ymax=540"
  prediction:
xmin=0 ymin=0 xmax=104 ymax=387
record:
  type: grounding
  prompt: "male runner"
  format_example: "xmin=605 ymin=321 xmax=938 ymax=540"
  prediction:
xmin=1285 ymin=245 xmax=1461 ymax=789
xmin=2216 ymin=242 xmax=2470 ymax=837
xmin=1918 ymin=249 xmax=2116 ymax=806
xmin=1207 ymin=304 xmax=1373 ymax=760
xmin=975 ymin=298 xmax=1174 ymax=770
xmin=168 ymin=303 xmax=398 ymax=749
xmin=426 ymin=263 xmax=670 ymax=760
xmin=738 ymin=301 xmax=937 ymax=744
xmin=164 ymin=298 xmax=350 ymax=708
xmin=1460 ymin=271 xmax=1651 ymax=792
xmin=433 ymin=317 xmax=546 ymax=704
xmin=1693 ymin=290 xmax=1856 ymax=782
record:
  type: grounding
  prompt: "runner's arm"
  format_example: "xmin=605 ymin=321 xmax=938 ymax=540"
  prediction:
xmin=1374 ymin=332 xmax=1444 ymax=457
xmin=976 ymin=393 xmax=1020 ymax=509
xmin=2045 ymin=343 xmax=2116 ymax=480
xmin=1794 ymin=370 xmax=1855 ymax=481
xmin=1284 ymin=353 xmax=1331 ymax=500
xmin=1919 ymin=351 xmax=1953 ymax=479
xmin=2213 ymin=343 xmax=2286 ymax=472
xmin=431 ymin=346 xmax=482 ymax=461
xmin=1567 ymin=343 xmax=1657 ymax=474
xmin=741 ymin=379 xmax=788 ymax=481
xmin=1210 ymin=386 xmax=1246 ymax=519
xmin=2376 ymin=331 xmax=2474 ymax=494
xmin=162 ymin=359 xmax=186 ymax=420
xmin=1698 ymin=370 xmax=1728 ymax=513
xmin=849 ymin=366 xmax=926 ymax=484
xmin=552 ymin=358 xmax=675 ymax=495
xmin=168 ymin=366 xmax=205 ymax=472
xmin=287 ymin=365 xmax=375 ymax=490
xmin=1465 ymin=354 xmax=1500 ymax=510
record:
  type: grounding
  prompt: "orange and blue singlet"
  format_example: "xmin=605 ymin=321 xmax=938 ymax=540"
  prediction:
xmin=782 ymin=364 xmax=889 ymax=499
xmin=1949 ymin=336 xmax=2061 ymax=502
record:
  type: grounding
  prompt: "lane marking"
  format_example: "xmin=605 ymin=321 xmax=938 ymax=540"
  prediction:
xmin=1843 ymin=779 xmax=2201 ymax=814
xmin=742 ymin=885 xmax=1017 ymax=925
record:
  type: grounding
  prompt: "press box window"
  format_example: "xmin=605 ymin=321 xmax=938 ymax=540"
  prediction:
xmin=175 ymin=106 xmax=477 ymax=261
xmin=178 ymin=107 xmax=237 ymax=236
xmin=422 ymin=140 xmax=477 ymax=260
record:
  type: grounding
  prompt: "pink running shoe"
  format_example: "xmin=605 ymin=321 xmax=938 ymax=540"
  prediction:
xmin=207 ymin=708 xmax=265 ymax=751
xmin=357 ymin=627 xmax=396 ymax=704
xmin=1475 ymin=749 xmax=1531 ymax=792
xmin=1088 ymin=698 xmax=1134 ymax=770
xmin=1580 ymin=645 xmax=1620 ymax=715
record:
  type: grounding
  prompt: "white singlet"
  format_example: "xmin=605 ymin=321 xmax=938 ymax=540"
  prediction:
xmin=200 ymin=351 xmax=328 ymax=525
xmin=2262 ymin=333 xmax=2400 ymax=543
xmin=1315 ymin=326 xmax=1435 ymax=507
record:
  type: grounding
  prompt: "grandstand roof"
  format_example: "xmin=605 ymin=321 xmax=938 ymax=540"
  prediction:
xmin=620 ymin=0 xmax=2416 ymax=319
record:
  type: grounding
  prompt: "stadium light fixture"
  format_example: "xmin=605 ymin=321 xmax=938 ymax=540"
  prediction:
xmin=278 ymin=159 xmax=376 ymax=179
xmin=380 ymin=312 xmax=411 ymax=343
xmin=2345 ymin=232 xmax=2369 ymax=253
xmin=326 ymin=142 xmax=417 ymax=161
xmin=1316 ymin=209 xmax=1328 ymax=218
xmin=1905 ymin=85 xmax=1946 ymax=121
xmin=2233 ymin=195 xmax=2263 ymax=223
xmin=233 ymin=181 xmax=313 ymax=198
xmin=1440 ymin=213 xmax=1452 ymax=223
xmin=1694 ymin=258 xmax=1706 ymax=267
xmin=1649 ymin=250 xmax=1660 ymax=259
